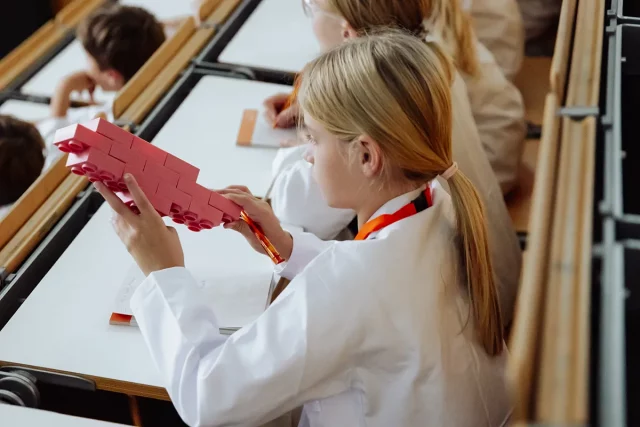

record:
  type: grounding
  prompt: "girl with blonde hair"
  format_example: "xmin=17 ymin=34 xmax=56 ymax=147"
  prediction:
xmin=268 ymin=0 xmax=523 ymax=327
xmin=267 ymin=0 xmax=526 ymax=193
xmin=97 ymin=32 xmax=511 ymax=427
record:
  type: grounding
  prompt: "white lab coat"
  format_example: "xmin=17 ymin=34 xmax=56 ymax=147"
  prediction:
xmin=131 ymin=182 xmax=512 ymax=427
xmin=465 ymin=0 xmax=525 ymax=81
xmin=270 ymin=73 xmax=522 ymax=327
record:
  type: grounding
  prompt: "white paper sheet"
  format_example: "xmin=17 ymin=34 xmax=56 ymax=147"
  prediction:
xmin=249 ymin=109 xmax=297 ymax=148
xmin=113 ymin=263 xmax=273 ymax=330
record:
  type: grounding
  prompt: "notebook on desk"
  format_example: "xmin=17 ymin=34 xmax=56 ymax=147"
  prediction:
xmin=110 ymin=264 xmax=276 ymax=334
xmin=237 ymin=109 xmax=297 ymax=149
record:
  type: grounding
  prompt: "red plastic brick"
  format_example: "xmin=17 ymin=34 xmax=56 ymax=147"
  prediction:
xmin=67 ymin=148 xmax=125 ymax=191
xmin=119 ymin=164 xmax=159 ymax=194
xmin=83 ymin=118 xmax=134 ymax=146
xmin=148 ymin=191 xmax=173 ymax=217
xmin=109 ymin=143 xmax=146 ymax=170
xmin=53 ymin=124 xmax=113 ymax=154
xmin=209 ymin=191 xmax=242 ymax=222
xmin=176 ymin=178 xmax=210 ymax=202
xmin=188 ymin=199 xmax=224 ymax=229
xmin=164 ymin=154 xmax=199 ymax=182
xmin=143 ymin=161 xmax=179 ymax=187
xmin=115 ymin=192 xmax=141 ymax=215
xmin=157 ymin=181 xmax=192 ymax=217
xmin=131 ymin=136 xmax=167 ymax=165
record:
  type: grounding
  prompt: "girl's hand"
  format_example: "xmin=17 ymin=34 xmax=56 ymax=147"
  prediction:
xmin=218 ymin=186 xmax=293 ymax=260
xmin=95 ymin=174 xmax=185 ymax=276
xmin=263 ymin=93 xmax=299 ymax=129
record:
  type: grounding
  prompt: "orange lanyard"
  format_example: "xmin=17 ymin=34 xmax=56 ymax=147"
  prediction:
xmin=355 ymin=187 xmax=432 ymax=241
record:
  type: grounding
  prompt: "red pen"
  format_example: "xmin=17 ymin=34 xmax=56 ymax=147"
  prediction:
xmin=240 ymin=211 xmax=285 ymax=264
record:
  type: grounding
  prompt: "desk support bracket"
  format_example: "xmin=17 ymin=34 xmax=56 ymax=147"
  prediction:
xmin=0 ymin=366 xmax=95 ymax=391
xmin=557 ymin=106 xmax=600 ymax=121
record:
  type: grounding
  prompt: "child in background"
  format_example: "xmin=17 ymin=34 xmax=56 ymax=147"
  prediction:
xmin=96 ymin=31 xmax=511 ymax=426
xmin=267 ymin=0 xmax=526 ymax=194
xmin=0 ymin=116 xmax=46 ymax=219
xmin=41 ymin=4 xmax=166 ymax=144
xmin=266 ymin=0 xmax=522 ymax=327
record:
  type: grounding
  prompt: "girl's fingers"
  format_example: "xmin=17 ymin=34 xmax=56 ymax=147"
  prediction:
xmin=95 ymin=182 xmax=136 ymax=221
xmin=123 ymin=174 xmax=159 ymax=218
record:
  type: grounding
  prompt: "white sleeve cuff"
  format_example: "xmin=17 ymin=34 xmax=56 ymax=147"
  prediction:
xmin=274 ymin=229 xmax=334 ymax=280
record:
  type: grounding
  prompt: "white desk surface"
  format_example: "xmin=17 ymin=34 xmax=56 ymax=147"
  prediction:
xmin=20 ymin=41 xmax=114 ymax=104
xmin=0 ymin=101 xmax=51 ymax=123
xmin=0 ymin=75 xmax=286 ymax=394
xmin=121 ymin=0 xmax=194 ymax=20
xmin=0 ymin=201 xmax=274 ymax=392
xmin=219 ymin=0 xmax=319 ymax=74
xmin=150 ymin=76 xmax=290 ymax=197
xmin=0 ymin=405 xmax=127 ymax=427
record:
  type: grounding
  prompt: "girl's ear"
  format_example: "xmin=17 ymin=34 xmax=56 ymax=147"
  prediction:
xmin=340 ymin=21 xmax=358 ymax=40
xmin=358 ymin=135 xmax=383 ymax=178
xmin=106 ymin=69 xmax=125 ymax=89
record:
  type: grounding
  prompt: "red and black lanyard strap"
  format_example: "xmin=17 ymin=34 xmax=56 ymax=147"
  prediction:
xmin=354 ymin=187 xmax=433 ymax=241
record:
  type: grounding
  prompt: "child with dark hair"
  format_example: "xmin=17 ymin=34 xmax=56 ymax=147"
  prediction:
xmin=0 ymin=116 xmax=45 ymax=218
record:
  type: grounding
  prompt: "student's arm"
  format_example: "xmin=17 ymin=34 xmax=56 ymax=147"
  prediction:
xmin=270 ymin=147 xmax=356 ymax=240
xmin=463 ymin=44 xmax=526 ymax=194
xmin=50 ymin=72 xmax=97 ymax=118
xmin=130 ymin=256 xmax=362 ymax=427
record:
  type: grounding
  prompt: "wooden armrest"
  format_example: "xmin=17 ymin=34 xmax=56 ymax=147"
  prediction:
xmin=507 ymin=93 xmax=561 ymax=422
xmin=0 ymin=156 xmax=69 ymax=251
xmin=565 ymin=0 xmax=605 ymax=107
xmin=0 ymin=174 xmax=87 ymax=274
xmin=113 ymin=18 xmax=197 ymax=119
xmin=55 ymin=0 xmax=106 ymax=28
xmin=535 ymin=117 xmax=595 ymax=424
xmin=0 ymin=21 xmax=67 ymax=90
xmin=197 ymin=0 xmax=224 ymax=22
xmin=549 ymin=0 xmax=577 ymax=100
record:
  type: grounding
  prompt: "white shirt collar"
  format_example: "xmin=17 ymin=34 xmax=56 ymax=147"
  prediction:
xmin=362 ymin=183 xmax=430 ymax=239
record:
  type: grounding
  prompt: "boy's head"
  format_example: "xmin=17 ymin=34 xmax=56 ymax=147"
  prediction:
xmin=0 ymin=116 xmax=46 ymax=206
xmin=77 ymin=5 xmax=166 ymax=91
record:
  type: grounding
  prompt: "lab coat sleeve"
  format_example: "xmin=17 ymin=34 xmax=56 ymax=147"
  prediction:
xmin=463 ymin=44 xmax=526 ymax=194
xmin=131 ymin=260 xmax=362 ymax=427
xmin=274 ymin=228 xmax=336 ymax=280
xmin=270 ymin=147 xmax=356 ymax=240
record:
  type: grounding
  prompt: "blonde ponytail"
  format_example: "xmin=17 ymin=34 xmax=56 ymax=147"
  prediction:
xmin=299 ymin=31 xmax=502 ymax=355
xmin=429 ymin=0 xmax=480 ymax=76
xmin=326 ymin=0 xmax=480 ymax=77
xmin=448 ymin=172 xmax=503 ymax=355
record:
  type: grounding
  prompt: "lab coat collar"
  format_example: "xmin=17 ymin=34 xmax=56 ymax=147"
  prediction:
xmin=363 ymin=183 xmax=431 ymax=240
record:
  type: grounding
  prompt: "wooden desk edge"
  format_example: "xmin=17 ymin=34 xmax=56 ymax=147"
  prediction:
xmin=0 ymin=23 xmax=67 ymax=90
xmin=0 ymin=360 xmax=169 ymax=400
xmin=507 ymin=93 xmax=561 ymax=421
xmin=55 ymin=0 xmax=106 ymax=29
xmin=0 ymin=156 xmax=69 ymax=251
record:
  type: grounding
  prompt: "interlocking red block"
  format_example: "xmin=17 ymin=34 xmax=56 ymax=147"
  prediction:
xmin=53 ymin=119 xmax=242 ymax=232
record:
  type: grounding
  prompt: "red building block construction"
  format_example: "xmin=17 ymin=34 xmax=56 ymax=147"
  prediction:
xmin=53 ymin=119 xmax=242 ymax=233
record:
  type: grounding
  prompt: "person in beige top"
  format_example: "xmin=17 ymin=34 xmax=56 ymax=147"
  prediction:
xmin=266 ymin=0 xmax=523 ymax=327
xmin=463 ymin=0 xmax=525 ymax=81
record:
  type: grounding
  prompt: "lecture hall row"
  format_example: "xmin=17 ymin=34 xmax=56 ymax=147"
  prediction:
xmin=0 ymin=0 xmax=631 ymax=425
